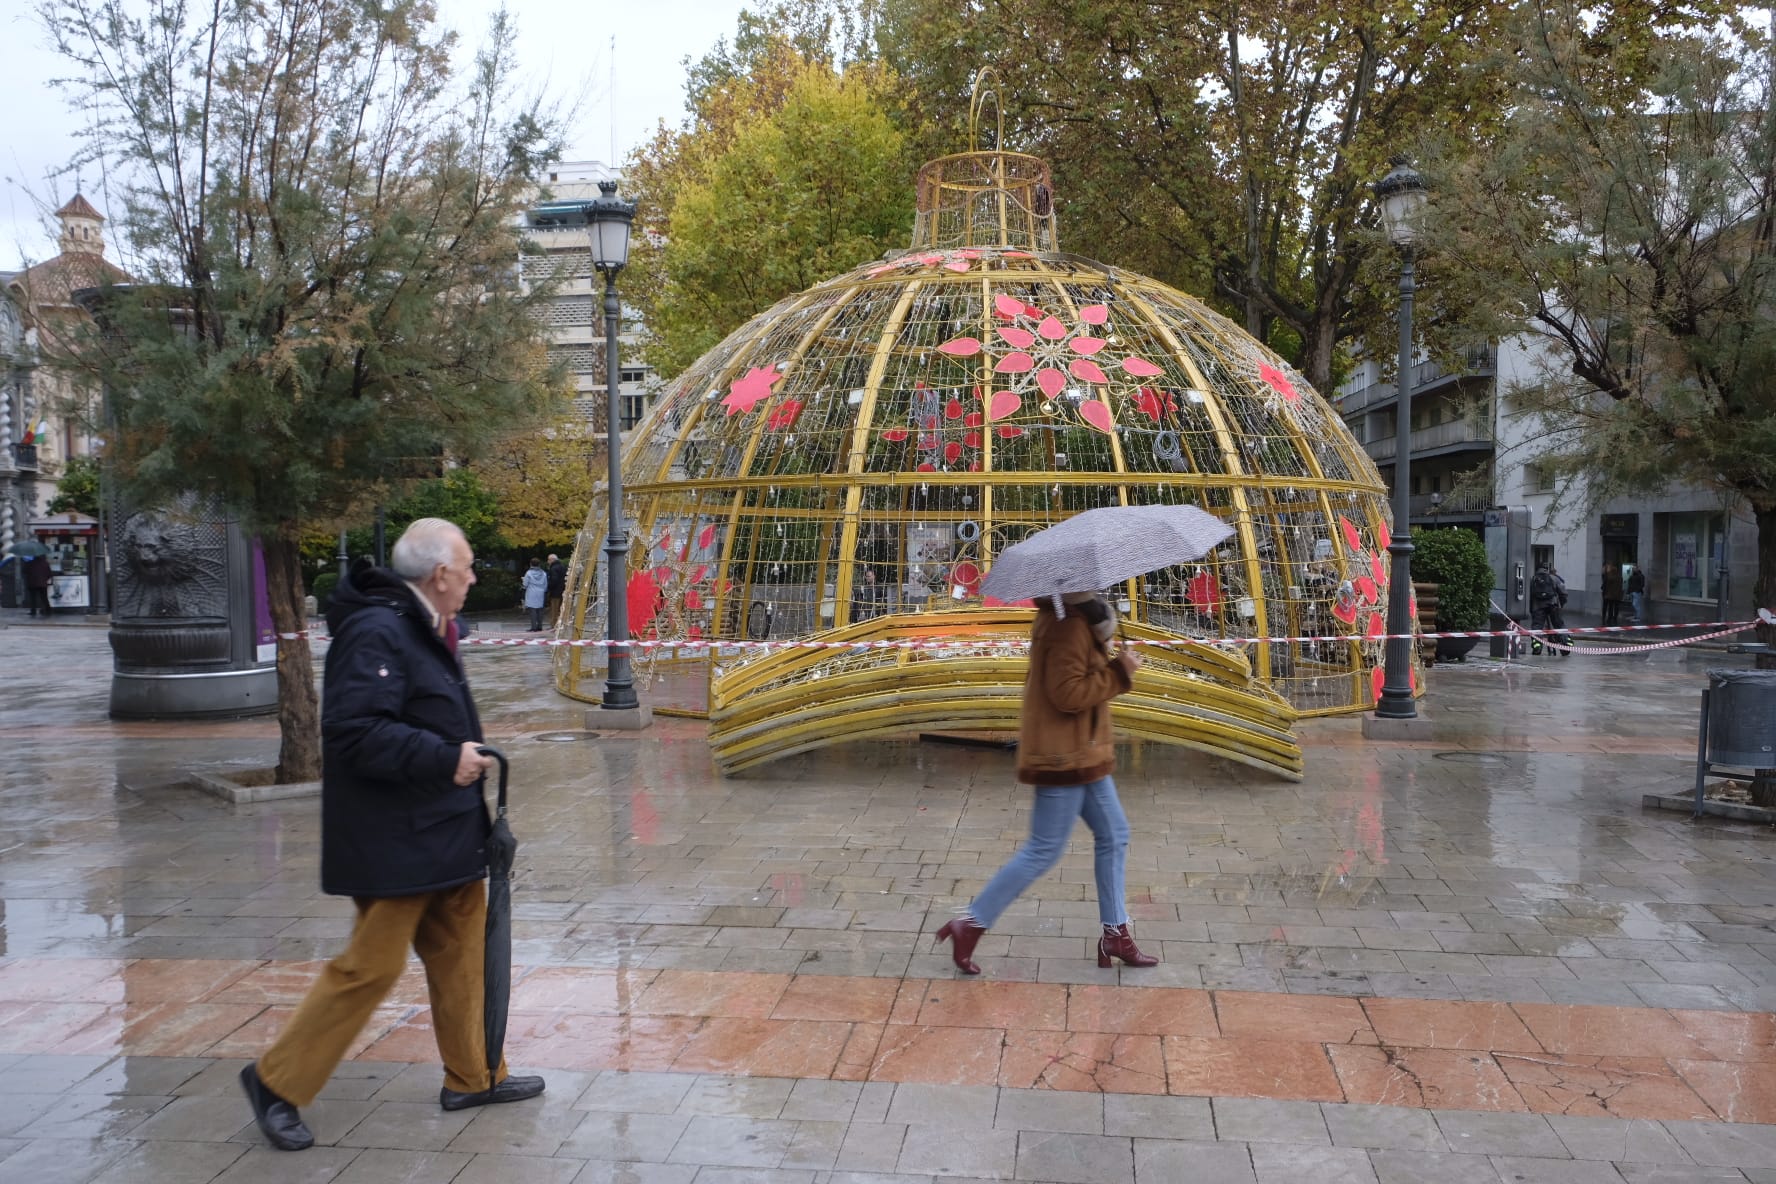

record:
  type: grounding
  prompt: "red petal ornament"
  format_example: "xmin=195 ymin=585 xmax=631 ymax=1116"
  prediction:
xmin=1120 ymin=356 xmax=1165 ymax=378
xmin=943 ymin=441 xmax=963 ymax=462
xmin=945 ymin=398 xmax=964 ymax=420
xmin=1036 ymin=368 xmax=1067 ymax=398
xmin=1339 ymin=516 xmax=1363 ymax=552
xmin=938 ymin=336 xmax=983 ymax=357
xmin=1079 ymin=400 xmax=1114 ymax=433
xmin=987 ymin=391 xmax=1022 ymax=421
xmin=882 ymin=427 xmax=909 ymax=442
xmin=1038 ymin=315 xmax=1067 ymax=340
xmin=995 ymin=294 xmax=1025 ymax=318
xmin=1069 ymin=358 xmax=1109 ymax=384
xmin=995 ymin=352 xmax=1035 ymax=374
xmin=1070 ymin=336 xmax=1107 ymax=355
xmin=1079 ymin=304 xmax=1109 ymax=324
xmin=697 ymin=525 xmax=716 ymax=550
xmin=998 ymin=327 xmax=1036 ymax=348
xmin=996 ymin=425 xmax=1024 ymax=439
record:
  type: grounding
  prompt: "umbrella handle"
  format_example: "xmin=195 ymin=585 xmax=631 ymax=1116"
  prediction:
xmin=475 ymin=745 xmax=508 ymax=817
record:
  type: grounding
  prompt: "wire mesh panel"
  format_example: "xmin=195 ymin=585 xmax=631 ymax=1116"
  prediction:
xmin=557 ymin=149 xmax=1408 ymax=761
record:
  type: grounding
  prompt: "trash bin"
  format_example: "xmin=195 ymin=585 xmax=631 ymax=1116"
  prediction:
xmin=1705 ymin=669 xmax=1776 ymax=769
xmin=1489 ymin=610 xmax=1511 ymax=659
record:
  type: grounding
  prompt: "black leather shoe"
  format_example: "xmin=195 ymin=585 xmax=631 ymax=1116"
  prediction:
xmin=239 ymin=1063 xmax=314 ymax=1151
xmin=440 ymin=1074 xmax=546 ymax=1111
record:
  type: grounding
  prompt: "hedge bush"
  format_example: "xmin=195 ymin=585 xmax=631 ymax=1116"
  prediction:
xmin=463 ymin=568 xmax=521 ymax=613
xmin=311 ymin=571 xmax=339 ymax=612
xmin=1411 ymin=528 xmax=1492 ymax=630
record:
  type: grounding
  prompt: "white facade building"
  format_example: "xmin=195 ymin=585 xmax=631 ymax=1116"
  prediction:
xmin=1337 ymin=334 xmax=1759 ymax=625
xmin=522 ymin=161 xmax=657 ymax=433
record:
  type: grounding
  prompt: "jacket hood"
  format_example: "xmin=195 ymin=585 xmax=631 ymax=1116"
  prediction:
xmin=326 ymin=557 xmax=427 ymax=633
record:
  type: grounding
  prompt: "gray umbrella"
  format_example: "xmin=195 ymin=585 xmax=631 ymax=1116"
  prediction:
xmin=7 ymin=539 xmax=49 ymax=559
xmin=981 ymin=504 xmax=1236 ymax=604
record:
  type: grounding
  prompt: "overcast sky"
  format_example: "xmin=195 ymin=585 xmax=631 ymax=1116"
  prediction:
xmin=0 ymin=0 xmax=753 ymax=266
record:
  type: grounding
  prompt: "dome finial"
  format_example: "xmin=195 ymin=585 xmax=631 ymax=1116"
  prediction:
xmin=910 ymin=68 xmax=1058 ymax=253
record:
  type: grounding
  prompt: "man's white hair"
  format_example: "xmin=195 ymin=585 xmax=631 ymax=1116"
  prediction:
xmin=390 ymin=518 xmax=467 ymax=580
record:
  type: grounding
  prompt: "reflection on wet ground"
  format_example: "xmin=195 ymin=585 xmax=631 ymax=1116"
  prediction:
xmin=1 ymin=617 xmax=1772 ymax=1180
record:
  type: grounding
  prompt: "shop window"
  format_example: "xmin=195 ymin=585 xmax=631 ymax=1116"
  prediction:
xmin=1666 ymin=512 xmax=1724 ymax=601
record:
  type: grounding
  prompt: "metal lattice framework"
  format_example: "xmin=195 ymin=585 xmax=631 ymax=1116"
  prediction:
xmin=556 ymin=144 xmax=1411 ymax=778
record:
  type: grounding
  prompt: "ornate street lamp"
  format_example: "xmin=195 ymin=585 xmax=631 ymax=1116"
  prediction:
xmin=1375 ymin=159 xmax=1428 ymax=720
xmin=587 ymin=179 xmax=642 ymax=712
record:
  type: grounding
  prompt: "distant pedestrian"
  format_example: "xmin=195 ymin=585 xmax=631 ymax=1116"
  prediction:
xmin=1601 ymin=564 xmax=1624 ymax=626
xmin=545 ymin=552 xmax=566 ymax=621
xmin=850 ymin=567 xmax=883 ymax=623
xmin=239 ymin=518 xmax=543 ymax=1153
xmin=522 ymin=557 xmax=548 ymax=632
xmin=1529 ymin=563 xmax=1569 ymax=655
xmin=23 ymin=553 xmax=52 ymax=616
xmin=1626 ymin=565 xmax=1646 ymax=623
xmin=933 ymin=590 xmax=1158 ymax=975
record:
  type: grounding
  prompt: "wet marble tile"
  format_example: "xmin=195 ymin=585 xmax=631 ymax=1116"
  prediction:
xmin=1162 ymin=1036 xmax=1344 ymax=1103
xmin=1216 ymin=992 xmax=1376 ymax=1045
xmin=1326 ymin=1044 xmax=1524 ymax=1112
xmin=914 ymin=980 xmax=1067 ymax=1032
xmin=1361 ymin=998 xmax=1543 ymax=1054
xmin=669 ymin=1018 xmax=852 ymax=1078
xmin=1064 ymin=984 xmax=1216 ymax=1037
xmin=1669 ymin=1059 xmax=1776 ymax=1124
xmin=629 ymin=971 xmax=789 ymax=1020
xmin=997 ymin=1030 xmax=1167 ymax=1095
xmin=769 ymin=975 xmax=898 ymax=1024
xmin=867 ymin=1024 xmax=1003 ymax=1086
xmin=1511 ymin=1004 xmax=1711 ymax=1061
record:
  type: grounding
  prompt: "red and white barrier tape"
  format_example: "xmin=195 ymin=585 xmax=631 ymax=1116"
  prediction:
xmin=274 ymin=608 xmax=1775 ymax=652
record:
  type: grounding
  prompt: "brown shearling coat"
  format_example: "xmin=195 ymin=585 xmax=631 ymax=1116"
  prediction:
xmin=1015 ymin=605 xmax=1134 ymax=786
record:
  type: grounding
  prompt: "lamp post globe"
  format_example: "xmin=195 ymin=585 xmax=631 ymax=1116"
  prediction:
xmin=588 ymin=179 xmax=641 ymax=711
xmin=1375 ymin=159 xmax=1428 ymax=720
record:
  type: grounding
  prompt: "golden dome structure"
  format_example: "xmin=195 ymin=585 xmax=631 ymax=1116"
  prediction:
xmin=556 ymin=116 xmax=1408 ymax=780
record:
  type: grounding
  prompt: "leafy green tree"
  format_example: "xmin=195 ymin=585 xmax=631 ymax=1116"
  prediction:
xmin=625 ymin=36 xmax=915 ymax=379
xmin=47 ymin=453 xmax=101 ymax=516
xmin=41 ymin=0 xmax=567 ymax=781
xmin=877 ymin=0 xmax=1523 ymax=392
xmin=1424 ymin=2 xmax=1776 ymax=699
xmin=475 ymin=416 xmax=601 ymax=550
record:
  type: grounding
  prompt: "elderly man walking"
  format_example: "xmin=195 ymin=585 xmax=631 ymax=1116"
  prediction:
xmin=240 ymin=518 xmax=544 ymax=1151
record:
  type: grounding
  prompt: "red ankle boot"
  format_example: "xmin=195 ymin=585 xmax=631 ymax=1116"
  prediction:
xmin=1098 ymin=923 xmax=1158 ymax=968
xmin=934 ymin=918 xmax=986 ymax=975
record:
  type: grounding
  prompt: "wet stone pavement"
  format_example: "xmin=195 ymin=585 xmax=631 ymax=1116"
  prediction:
xmin=1 ymin=612 xmax=1774 ymax=1183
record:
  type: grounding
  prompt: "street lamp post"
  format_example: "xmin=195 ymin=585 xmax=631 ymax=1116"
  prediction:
xmin=587 ymin=180 xmax=641 ymax=712
xmin=1375 ymin=159 xmax=1429 ymax=720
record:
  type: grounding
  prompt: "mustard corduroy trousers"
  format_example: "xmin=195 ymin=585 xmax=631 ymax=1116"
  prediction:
xmin=257 ymin=880 xmax=507 ymax=1106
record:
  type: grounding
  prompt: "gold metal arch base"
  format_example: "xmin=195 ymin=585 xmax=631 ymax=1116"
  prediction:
xmin=708 ymin=610 xmax=1304 ymax=781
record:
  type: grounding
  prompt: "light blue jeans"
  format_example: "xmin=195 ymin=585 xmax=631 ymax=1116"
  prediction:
xmin=969 ymin=776 xmax=1130 ymax=928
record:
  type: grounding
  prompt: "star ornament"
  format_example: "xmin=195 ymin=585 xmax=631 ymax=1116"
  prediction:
xmin=724 ymin=366 xmax=782 ymax=416
xmin=1257 ymin=362 xmax=1301 ymax=404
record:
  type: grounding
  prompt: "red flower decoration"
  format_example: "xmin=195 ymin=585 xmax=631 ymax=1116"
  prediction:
xmin=1258 ymin=362 xmax=1301 ymax=403
xmin=724 ymin=366 xmax=780 ymax=416
xmin=1132 ymin=387 xmax=1176 ymax=421
xmin=766 ymin=399 xmax=802 ymax=431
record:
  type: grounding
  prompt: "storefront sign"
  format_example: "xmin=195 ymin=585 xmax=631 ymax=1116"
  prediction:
xmin=1600 ymin=513 xmax=1639 ymax=538
xmin=49 ymin=573 xmax=89 ymax=608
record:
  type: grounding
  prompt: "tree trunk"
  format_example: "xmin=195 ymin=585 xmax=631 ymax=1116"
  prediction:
xmin=262 ymin=526 xmax=323 ymax=783
xmin=1753 ymin=504 xmax=1775 ymax=807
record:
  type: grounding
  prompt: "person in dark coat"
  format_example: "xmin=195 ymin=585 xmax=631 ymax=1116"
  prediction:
xmin=1601 ymin=563 xmax=1624 ymax=626
xmin=545 ymin=552 xmax=566 ymax=620
xmin=240 ymin=518 xmax=544 ymax=1152
xmin=23 ymin=553 xmax=52 ymax=616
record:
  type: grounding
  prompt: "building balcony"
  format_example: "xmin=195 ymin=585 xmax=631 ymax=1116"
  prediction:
xmin=1410 ymin=487 xmax=1493 ymax=520
xmin=1335 ymin=345 xmax=1496 ymax=415
xmin=1366 ymin=416 xmax=1494 ymax=462
xmin=9 ymin=443 xmax=37 ymax=471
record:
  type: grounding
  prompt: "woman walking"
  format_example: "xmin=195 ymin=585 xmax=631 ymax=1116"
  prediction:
xmin=521 ymin=558 xmax=548 ymax=632
xmin=934 ymin=590 xmax=1158 ymax=974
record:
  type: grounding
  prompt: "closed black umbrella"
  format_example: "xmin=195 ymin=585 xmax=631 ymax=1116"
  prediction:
xmin=476 ymin=746 xmax=516 ymax=1074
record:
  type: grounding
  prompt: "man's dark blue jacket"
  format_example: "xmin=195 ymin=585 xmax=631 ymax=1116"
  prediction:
xmin=320 ymin=559 xmax=489 ymax=897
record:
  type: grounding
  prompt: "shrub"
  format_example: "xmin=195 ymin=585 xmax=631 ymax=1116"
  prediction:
xmin=311 ymin=571 xmax=339 ymax=612
xmin=1411 ymin=528 xmax=1492 ymax=630
xmin=463 ymin=567 xmax=521 ymax=613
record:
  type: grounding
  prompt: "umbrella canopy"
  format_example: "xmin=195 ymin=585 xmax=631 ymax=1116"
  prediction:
xmin=981 ymin=504 xmax=1236 ymax=605
xmin=477 ymin=746 xmax=517 ymax=1076
xmin=7 ymin=539 xmax=49 ymax=559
